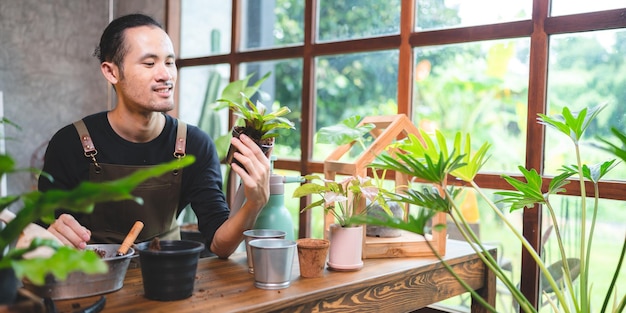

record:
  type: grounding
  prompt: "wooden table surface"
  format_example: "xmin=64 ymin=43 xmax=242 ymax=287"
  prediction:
xmin=52 ymin=240 xmax=495 ymax=313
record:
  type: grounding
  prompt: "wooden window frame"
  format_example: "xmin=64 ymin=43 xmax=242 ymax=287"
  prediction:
xmin=166 ymin=0 xmax=626 ymax=308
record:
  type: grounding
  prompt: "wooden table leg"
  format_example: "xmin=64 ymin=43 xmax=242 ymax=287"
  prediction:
xmin=471 ymin=252 xmax=497 ymax=313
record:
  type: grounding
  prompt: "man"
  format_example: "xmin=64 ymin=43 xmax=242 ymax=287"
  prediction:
xmin=38 ymin=14 xmax=270 ymax=259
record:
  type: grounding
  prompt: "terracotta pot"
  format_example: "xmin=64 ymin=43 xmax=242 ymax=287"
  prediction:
xmin=327 ymin=224 xmax=363 ymax=271
xmin=296 ymin=238 xmax=330 ymax=278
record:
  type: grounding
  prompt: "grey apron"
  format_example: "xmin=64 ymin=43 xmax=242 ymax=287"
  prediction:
xmin=72 ymin=119 xmax=187 ymax=244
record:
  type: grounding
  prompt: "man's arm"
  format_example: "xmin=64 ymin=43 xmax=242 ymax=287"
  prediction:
xmin=210 ymin=134 xmax=271 ymax=258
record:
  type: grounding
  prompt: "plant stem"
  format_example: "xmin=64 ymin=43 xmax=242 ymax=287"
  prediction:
xmin=470 ymin=180 xmax=572 ymax=313
xmin=423 ymin=236 xmax=499 ymax=313
xmin=544 ymin=200 xmax=579 ymax=312
xmin=583 ymin=182 xmax=601 ymax=312
xmin=574 ymin=143 xmax=588 ymax=313
xmin=447 ymin=195 xmax=536 ymax=312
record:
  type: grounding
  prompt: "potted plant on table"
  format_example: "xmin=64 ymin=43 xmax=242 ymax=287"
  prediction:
xmin=350 ymin=105 xmax=625 ymax=312
xmin=0 ymin=121 xmax=195 ymax=307
xmin=293 ymin=174 xmax=386 ymax=271
xmin=316 ymin=115 xmax=405 ymax=238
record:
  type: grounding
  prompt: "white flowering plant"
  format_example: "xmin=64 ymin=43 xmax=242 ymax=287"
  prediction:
xmin=293 ymin=175 xmax=385 ymax=227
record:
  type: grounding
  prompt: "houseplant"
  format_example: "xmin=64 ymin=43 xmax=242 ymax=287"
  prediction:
xmin=0 ymin=124 xmax=195 ymax=306
xmin=215 ymin=72 xmax=295 ymax=167
xmin=350 ymin=104 xmax=625 ymax=312
xmin=292 ymin=174 xmax=385 ymax=271
xmin=316 ymin=115 xmax=404 ymax=238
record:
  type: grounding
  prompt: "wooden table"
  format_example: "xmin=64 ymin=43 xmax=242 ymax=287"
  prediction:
xmin=53 ymin=240 xmax=495 ymax=313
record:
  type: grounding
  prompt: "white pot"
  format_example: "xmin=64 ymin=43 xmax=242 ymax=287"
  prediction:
xmin=327 ymin=224 xmax=363 ymax=271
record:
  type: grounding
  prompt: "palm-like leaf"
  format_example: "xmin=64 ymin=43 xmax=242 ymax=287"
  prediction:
xmin=538 ymin=104 xmax=605 ymax=144
xmin=449 ymin=132 xmax=492 ymax=182
xmin=597 ymin=127 xmax=626 ymax=164
xmin=372 ymin=130 xmax=466 ymax=185
xmin=496 ymin=166 xmax=547 ymax=212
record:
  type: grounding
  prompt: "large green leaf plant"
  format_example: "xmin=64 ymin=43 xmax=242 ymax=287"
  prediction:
xmin=350 ymin=105 xmax=625 ymax=313
xmin=0 ymin=131 xmax=195 ymax=285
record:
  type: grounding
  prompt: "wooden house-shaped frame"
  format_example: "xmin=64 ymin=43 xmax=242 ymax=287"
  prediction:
xmin=323 ymin=114 xmax=447 ymax=259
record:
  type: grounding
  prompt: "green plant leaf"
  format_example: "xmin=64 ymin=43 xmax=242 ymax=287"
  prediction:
xmin=496 ymin=166 xmax=546 ymax=212
xmin=373 ymin=147 xmax=464 ymax=186
xmin=547 ymin=171 xmax=574 ymax=196
xmin=316 ymin=115 xmax=375 ymax=146
xmin=538 ymin=104 xmax=606 ymax=144
xmin=386 ymin=185 xmax=454 ymax=214
xmin=450 ymin=132 xmax=491 ymax=182
xmin=13 ymin=245 xmax=108 ymax=285
xmin=0 ymin=154 xmax=16 ymax=178
xmin=541 ymin=258 xmax=581 ymax=294
xmin=215 ymin=72 xmax=272 ymax=109
xmin=0 ymin=156 xmax=195 ymax=259
xmin=561 ymin=160 xmax=617 ymax=184
xmin=349 ymin=206 xmax=440 ymax=236
xmin=292 ymin=182 xmax=330 ymax=198
xmin=596 ymin=127 xmax=626 ymax=164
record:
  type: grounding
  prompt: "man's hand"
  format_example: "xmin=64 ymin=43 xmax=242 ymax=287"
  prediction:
xmin=229 ymin=134 xmax=271 ymax=210
xmin=47 ymin=213 xmax=91 ymax=249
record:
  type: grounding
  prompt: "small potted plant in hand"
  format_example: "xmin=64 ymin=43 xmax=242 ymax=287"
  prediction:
xmin=216 ymin=72 xmax=295 ymax=167
xmin=293 ymin=175 xmax=386 ymax=271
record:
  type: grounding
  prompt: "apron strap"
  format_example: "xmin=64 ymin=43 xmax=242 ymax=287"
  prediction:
xmin=174 ymin=120 xmax=187 ymax=159
xmin=73 ymin=119 xmax=101 ymax=172
xmin=73 ymin=117 xmax=188 ymax=161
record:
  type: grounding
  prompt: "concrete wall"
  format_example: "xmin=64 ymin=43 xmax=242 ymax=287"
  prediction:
xmin=0 ymin=0 xmax=165 ymax=197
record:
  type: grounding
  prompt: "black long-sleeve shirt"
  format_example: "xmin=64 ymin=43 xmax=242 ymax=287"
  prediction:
xmin=38 ymin=111 xmax=229 ymax=247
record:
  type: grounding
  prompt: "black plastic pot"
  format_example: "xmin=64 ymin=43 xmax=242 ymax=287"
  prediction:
xmin=135 ymin=240 xmax=204 ymax=301
xmin=0 ymin=267 xmax=18 ymax=306
xmin=226 ymin=127 xmax=273 ymax=169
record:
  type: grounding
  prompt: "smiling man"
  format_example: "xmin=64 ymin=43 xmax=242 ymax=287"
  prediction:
xmin=38 ymin=14 xmax=271 ymax=259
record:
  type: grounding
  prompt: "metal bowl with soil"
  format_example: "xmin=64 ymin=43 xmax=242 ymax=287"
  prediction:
xmin=22 ymin=244 xmax=135 ymax=300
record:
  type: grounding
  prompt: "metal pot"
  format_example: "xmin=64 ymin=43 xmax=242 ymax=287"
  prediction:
xmin=22 ymin=244 xmax=134 ymax=300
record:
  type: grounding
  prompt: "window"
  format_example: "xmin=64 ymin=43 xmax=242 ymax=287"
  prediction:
xmin=170 ymin=0 xmax=626 ymax=309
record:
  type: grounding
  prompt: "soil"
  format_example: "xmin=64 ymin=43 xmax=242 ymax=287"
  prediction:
xmin=148 ymin=237 xmax=161 ymax=251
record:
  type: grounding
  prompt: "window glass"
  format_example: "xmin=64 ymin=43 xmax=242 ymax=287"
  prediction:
xmin=415 ymin=0 xmax=531 ymax=31
xmin=545 ymin=29 xmax=626 ymax=179
xmin=178 ymin=64 xmax=230 ymax=130
xmin=413 ymin=39 xmax=530 ymax=173
xmin=239 ymin=60 xmax=303 ymax=160
xmin=551 ymin=0 xmax=625 ymax=16
xmin=313 ymin=50 xmax=399 ymax=161
xmin=317 ymin=0 xmax=400 ymax=42
xmin=540 ymin=196 xmax=626 ymax=312
xmin=240 ymin=0 xmax=304 ymax=51
xmin=180 ymin=0 xmax=232 ymax=58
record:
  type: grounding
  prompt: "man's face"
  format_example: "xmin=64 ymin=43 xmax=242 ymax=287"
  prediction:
xmin=115 ymin=26 xmax=177 ymax=113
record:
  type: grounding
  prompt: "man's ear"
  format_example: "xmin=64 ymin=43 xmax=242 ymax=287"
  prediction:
xmin=100 ymin=62 xmax=120 ymax=85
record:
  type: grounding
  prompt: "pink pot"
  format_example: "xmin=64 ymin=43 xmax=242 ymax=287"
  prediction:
xmin=327 ymin=224 xmax=363 ymax=271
